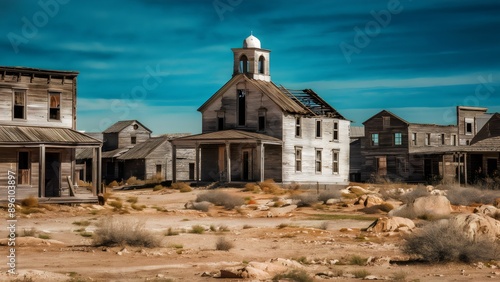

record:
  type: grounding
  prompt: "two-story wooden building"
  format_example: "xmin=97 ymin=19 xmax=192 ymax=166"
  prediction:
xmin=0 ymin=66 xmax=101 ymax=202
xmin=171 ymin=35 xmax=350 ymax=185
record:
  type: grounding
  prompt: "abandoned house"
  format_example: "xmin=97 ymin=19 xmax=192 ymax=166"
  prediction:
xmin=360 ymin=106 xmax=500 ymax=184
xmin=0 ymin=66 xmax=102 ymax=202
xmin=171 ymin=35 xmax=350 ymax=185
xmin=77 ymin=120 xmax=194 ymax=183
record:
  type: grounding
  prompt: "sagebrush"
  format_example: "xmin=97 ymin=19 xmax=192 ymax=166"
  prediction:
xmin=196 ymin=191 xmax=244 ymax=210
xmin=93 ymin=218 xmax=161 ymax=248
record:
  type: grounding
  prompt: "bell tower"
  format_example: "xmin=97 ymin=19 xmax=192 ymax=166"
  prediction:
xmin=231 ymin=34 xmax=271 ymax=82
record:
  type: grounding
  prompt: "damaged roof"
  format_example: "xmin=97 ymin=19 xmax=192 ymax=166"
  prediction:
xmin=0 ymin=125 xmax=101 ymax=145
xmin=103 ymin=120 xmax=152 ymax=134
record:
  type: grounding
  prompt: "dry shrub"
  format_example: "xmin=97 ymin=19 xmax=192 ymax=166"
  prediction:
xmin=108 ymin=199 xmax=123 ymax=210
xmin=126 ymin=196 xmax=138 ymax=204
xmin=442 ymin=185 xmax=500 ymax=206
xmin=21 ymin=196 xmax=39 ymax=207
xmin=352 ymin=269 xmax=371 ymax=279
xmin=291 ymin=193 xmax=319 ymax=207
xmin=273 ymin=269 xmax=313 ymax=282
xmin=191 ymin=201 xmax=211 ymax=212
xmin=349 ymin=255 xmax=367 ymax=266
xmin=403 ymin=220 xmax=498 ymax=263
xmin=171 ymin=182 xmax=192 ymax=192
xmin=146 ymin=173 xmax=164 ymax=184
xmin=215 ymin=237 xmax=234 ymax=251
xmin=23 ymin=228 xmax=36 ymax=237
xmin=196 ymin=191 xmax=244 ymax=210
xmin=243 ymin=182 xmax=260 ymax=192
xmin=318 ymin=190 xmax=341 ymax=203
xmin=190 ymin=225 xmax=205 ymax=234
xmin=125 ymin=176 xmax=144 ymax=186
xmin=131 ymin=204 xmax=146 ymax=211
xmin=93 ymin=218 xmax=161 ymax=248
xmin=77 ymin=179 xmax=91 ymax=187
xmin=258 ymin=179 xmax=284 ymax=195
xmin=153 ymin=184 xmax=164 ymax=191
xmin=107 ymin=180 xmax=119 ymax=188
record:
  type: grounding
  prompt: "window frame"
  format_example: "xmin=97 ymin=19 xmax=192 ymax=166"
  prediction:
xmin=394 ymin=132 xmax=402 ymax=146
xmin=425 ymin=133 xmax=431 ymax=146
xmin=371 ymin=133 xmax=379 ymax=146
xmin=295 ymin=146 xmax=302 ymax=172
xmin=332 ymin=150 xmax=339 ymax=174
xmin=13 ymin=89 xmax=27 ymax=120
xmin=48 ymin=91 xmax=61 ymax=121
xmin=315 ymin=149 xmax=322 ymax=173
xmin=295 ymin=117 xmax=302 ymax=138
xmin=315 ymin=119 xmax=322 ymax=138
xmin=237 ymin=89 xmax=246 ymax=126
xmin=333 ymin=121 xmax=339 ymax=141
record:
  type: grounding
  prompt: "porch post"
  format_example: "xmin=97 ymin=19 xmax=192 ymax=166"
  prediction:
xmin=442 ymin=154 xmax=445 ymax=183
xmin=464 ymin=152 xmax=468 ymax=186
xmin=457 ymin=153 xmax=461 ymax=186
xmin=39 ymin=145 xmax=46 ymax=198
xmin=172 ymin=144 xmax=177 ymax=183
xmin=92 ymin=147 xmax=98 ymax=196
xmin=257 ymin=142 xmax=264 ymax=182
xmin=195 ymin=143 xmax=200 ymax=182
xmin=225 ymin=142 xmax=231 ymax=182
xmin=97 ymin=146 xmax=102 ymax=194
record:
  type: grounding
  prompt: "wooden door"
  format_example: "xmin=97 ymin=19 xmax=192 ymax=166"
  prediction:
xmin=45 ymin=152 xmax=61 ymax=197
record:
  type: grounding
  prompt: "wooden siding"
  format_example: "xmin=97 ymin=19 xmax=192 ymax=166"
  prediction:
xmin=201 ymin=77 xmax=283 ymax=139
xmin=200 ymin=145 xmax=220 ymax=181
xmin=408 ymin=124 xmax=457 ymax=151
xmin=457 ymin=107 xmax=487 ymax=145
xmin=0 ymin=72 xmax=75 ymax=129
xmin=282 ymin=114 xmax=350 ymax=184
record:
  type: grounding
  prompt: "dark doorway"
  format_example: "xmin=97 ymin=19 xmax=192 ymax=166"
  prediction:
xmin=45 ymin=152 xmax=61 ymax=197
xmin=189 ymin=163 xmax=195 ymax=180
xmin=424 ymin=159 xmax=432 ymax=180
xmin=487 ymin=158 xmax=498 ymax=176
xmin=470 ymin=154 xmax=483 ymax=183
xmin=18 ymin=151 xmax=30 ymax=185
xmin=242 ymin=150 xmax=250 ymax=181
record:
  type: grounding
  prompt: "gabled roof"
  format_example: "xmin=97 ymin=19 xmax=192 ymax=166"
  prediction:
xmin=103 ymin=120 xmax=152 ymax=134
xmin=117 ymin=136 xmax=169 ymax=160
xmin=198 ymin=74 xmax=345 ymax=118
xmin=350 ymin=126 xmax=365 ymax=138
xmin=363 ymin=110 xmax=410 ymax=125
xmin=0 ymin=125 xmax=101 ymax=145
xmin=471 ymin=113 xmax=500 ymax=147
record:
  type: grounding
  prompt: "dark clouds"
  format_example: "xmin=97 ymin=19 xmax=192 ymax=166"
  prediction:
xmin=1 ymin=0 xmax=499 ymax=132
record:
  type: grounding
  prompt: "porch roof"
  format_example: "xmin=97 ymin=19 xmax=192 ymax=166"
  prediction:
xmin=171 ymin=129 xmax=282 ymax=147
xmin=409 ymin=144 xmax=500 ymax=154
xmin=0 ymin=125 xmax=101 ymax=146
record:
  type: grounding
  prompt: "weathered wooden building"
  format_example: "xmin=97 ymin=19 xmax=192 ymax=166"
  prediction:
xmin=77 ymin=120 xmax=195 ymax=183
xmin=0 ymin=66 xmax=101 ymax=202
xmin=171 ymin=35 xmax=350 ymax=185
xmin=360 ymin=107 xmax=500 ymax=184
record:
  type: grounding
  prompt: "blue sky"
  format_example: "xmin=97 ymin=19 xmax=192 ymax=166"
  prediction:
xmin=2 ymin=0 xmax=499 ymax=134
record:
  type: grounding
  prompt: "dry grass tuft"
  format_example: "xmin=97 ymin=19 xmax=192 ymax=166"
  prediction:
xmin=93 ymin=218 xmax=161 ymax=248
xmin=258 ymin=179 xmax=284 ymax=195
xmin=171 ymin=182 xmax=192 ymax=192
xmin=196 ymin=191 xmax=244 ymax=210
xmin=21 ymin=196 xmax=38 ymax=207
xmin=215 ymin=237 xmax=234 ymax=251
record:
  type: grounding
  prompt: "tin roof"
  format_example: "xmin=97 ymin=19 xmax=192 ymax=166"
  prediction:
xmin=118 ymin=136 xmax=169 ymax=160
xmin=102 ymin=120 xmax=152 ymax=134
xmin=0 ymin=125 xmax=101 ymax=145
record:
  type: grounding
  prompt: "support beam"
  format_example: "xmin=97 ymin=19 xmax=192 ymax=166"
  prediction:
xmin=195 ymin=143 xmax=200 ymax=182
xmin=97 ymin=146 xmax=102 ymax=194
xmin=172 ymin=145 xmax=177 ymax=183
xmin=92 ymin=147 xmax=98 ymax=196
xmin=39 ymin=145 xmax=46 ymax=198
xmin=457 ymin=153 xmax=461 ymax=186
xmin=257 ymin=142 xmax=264 ymax=182
xmin=225 ymin=142 xmax=231 ymax=182
xmin=464 ymin=152 xmax=468 ymax=186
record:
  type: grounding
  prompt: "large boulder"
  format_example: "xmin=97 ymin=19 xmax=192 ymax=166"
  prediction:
xmin=473 ymin=205 xmax=498 ymax=218
xmin=364 ymin=195 xmax=385 ymax=207
xmin=366 ymin=216 xmax=415 ymax=233
xmin=389 ymin=195 xmax=452 ymax=219
xmin=448 ymin=213 xmax=500 ymax=241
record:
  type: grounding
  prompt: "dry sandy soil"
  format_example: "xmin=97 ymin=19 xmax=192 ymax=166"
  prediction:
xmin=1 ymin=185 xmax=499 ymax=282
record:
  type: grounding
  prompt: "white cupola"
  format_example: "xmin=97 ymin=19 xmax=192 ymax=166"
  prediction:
xmin=231 ymin=34 xmax=271 ymax=81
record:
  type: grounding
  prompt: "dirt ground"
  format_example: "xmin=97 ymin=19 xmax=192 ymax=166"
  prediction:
xmin=1 ymin=185 xmax=499 ymax=282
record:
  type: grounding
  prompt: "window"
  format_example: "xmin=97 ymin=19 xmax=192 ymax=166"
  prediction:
xmin=237 ymin=89 xmax=246 ymax=126
xmin=371 ymin=133 xmax=379 ymax=146
xmin=258 ymin=108 xmax=266 ymax=131
xmin=239 ymin=55 xmax=249 ymax=73
xmin=131 ymin=136 xmax=137 ymax=144
xmin=156 ymin=164 xmax=162 ymax=175
xmin=18 ymin=151 xmax=30 ymax=185
xmin=332 ymin=150 xmax=339 ymax=174
xmin=441 ymin=134 xmax=445 ymax=145
xmin=295 ymin=117 xmax=301 ymax=137
xmin=295 ymin=147 xmax=302 ymax=172
xmin=465 ymin=118 xmax=473 ymax=135
xmin=13 ymin=90 xmax=26 ymax=119
xmin=397 ymin=157 xmax=407 ymax=174
xmin=394 ymin=133 xmax=402 ymax=146
xmin=382 ymin=116 xmax=390 ymax=129
xmin=333 ymin=121 xmax=339 ymax=141
xmin=258 ymin=56 xmax=265 ymax=74
xmin=217 ymin=110 xmax=225 ymax=131
xmin=452 ymin=134 xmax=457 ymax=146
xmin=315 ymin=149 xmax=322 ymax=173
xmin=48 ymin=92 xmax=60 ymax=120
xmin=315 ymin=120 xmax=322 ymax=138
xmin=425 ymin=133 xmax=431 ymax=146
xmin=133 ymin=124 xmax=139 ymax=130
xmin=412 ymin=133 xmax=417 ymax=146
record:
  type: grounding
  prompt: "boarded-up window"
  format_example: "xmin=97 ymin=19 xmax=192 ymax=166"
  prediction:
xmin=315 ymin=149 xmax=322 ymax=173
xmin=425 ymin=133 xmax=431 ymax=146
xmin=49 ymin=92 xmax=60 ymax=120
xmin=13 ymin=90 xmax=26 ymax=119
xmin=397 ymin=157 xmax=407 ymax=175
xmin=382 ymin=116 xmax=390 ymax=129
xmin=332 ymin=150 xmax=339 ymax=174
xmin=376 ymin=157 xmax=387 ymax=176
xmin=295 ymin=147 xmax=302 ymax=172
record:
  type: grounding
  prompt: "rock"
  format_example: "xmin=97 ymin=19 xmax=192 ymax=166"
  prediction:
xmin=430 ymin=189 xmax=446 ymax=196
xmin=366 ymin=216 xmax=415 ymax=233
xmin=268 ymin=205 xmax=297 ymax=217
xmin=326 ymin=198 xmax=341 ymax=205
xmin=389 ymin=195 xmax=452 ymax=219
xmin=355 ymin=194 xmax=368 ymax=205
xmin=269 ymin=258 xmax=303 ymax=268
xmin=348 ymin=186 xmax=370 ymax=195
xmin=248 ymin=261 xmax=287 ymax=274
xmin=448 ymin=213 xmax=500 ymax=241
xmin=241 ymin=266 xmax=271 ymax=280
xmin=474 ymin=205 xmax=498 ymax=217
xmin=426 ymin=185 xmax=434 ymax=192
xmin=219 ymin=269 xmax=242 ymax=279
xmin=494 ymin=197 xmax=500 ymax=208
xmin=364 ymin=195 xmax=385 ymax=207
xmin=257 ymin=205 xmax=270 ymax=211
xmin=364 ymin=275 xmax=380 ymax=280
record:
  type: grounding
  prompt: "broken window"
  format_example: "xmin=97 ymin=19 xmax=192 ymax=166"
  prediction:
xmin=295 ymin=147 xmax=302 ymax=172
xmin=13 ymin=89 xmax=26 ymax=119
xmin=371 ymin=133 xmax=379 ymax=146
xmin=425 ymin=133 xmax=431 ymax=146
xmin=49 ymin=92 xmax=60 ymax=120
xmin=412 ymin=133 xmax=417 ymax=146
xmin=465 ymin=118 xmax=473 ymax=135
